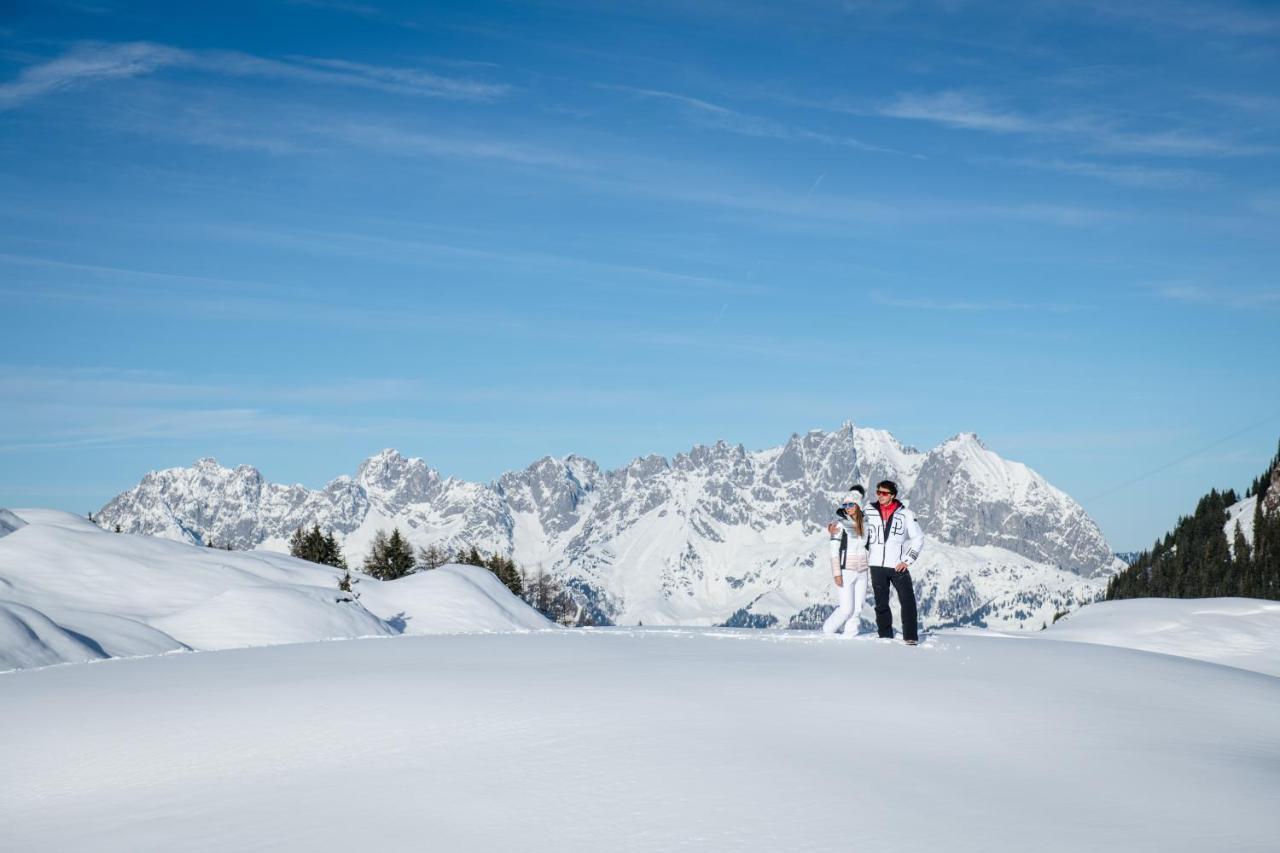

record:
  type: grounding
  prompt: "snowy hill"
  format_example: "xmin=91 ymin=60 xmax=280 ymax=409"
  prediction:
xmin=1044 ymin=597 xmax=1280 ymax=677
xmin=0 ymin=509 xmax=550 ymax=672
xmin=96 ymin=423 xmax=1116 ymax=630
xmin=0 ymin=507 xmax=25 ymax=538
xmin=2 ymin=624 xmax=1276 ymax=852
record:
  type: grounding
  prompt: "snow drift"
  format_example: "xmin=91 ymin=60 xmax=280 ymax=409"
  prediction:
xmin=0 ymin=508 xmax=551 ymax=671
xmin=2 ymin=628 xmax=1276 ymax=852
xmin=1044 ymin=597 xmax=1280 ymax=677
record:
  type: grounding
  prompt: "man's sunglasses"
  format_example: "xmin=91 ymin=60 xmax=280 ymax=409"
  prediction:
xmin=876 ymin=490 xmax=893 ymax=496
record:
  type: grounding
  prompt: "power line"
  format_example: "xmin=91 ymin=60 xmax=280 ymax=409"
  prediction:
xmin=1087 ymin=411 xmax=1280 ymax=502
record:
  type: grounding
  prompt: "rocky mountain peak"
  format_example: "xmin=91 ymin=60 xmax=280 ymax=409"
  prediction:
xmin=95 ymin=421 xmax=1118 ymax=629
xmin=356 ymin=448 xmax=441 ymax=508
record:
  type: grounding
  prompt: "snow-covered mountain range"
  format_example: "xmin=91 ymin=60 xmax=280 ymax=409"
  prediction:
xmin=96 ymin=423 xmax=1118 ymax=630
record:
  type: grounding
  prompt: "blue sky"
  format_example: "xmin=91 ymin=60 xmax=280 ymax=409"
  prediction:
xmin=1 ymin=0 xmax=1277 ymax=550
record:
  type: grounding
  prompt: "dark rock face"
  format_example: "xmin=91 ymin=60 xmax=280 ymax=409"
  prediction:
xmin=1264 ymin=468 xmax=1280 ymax=516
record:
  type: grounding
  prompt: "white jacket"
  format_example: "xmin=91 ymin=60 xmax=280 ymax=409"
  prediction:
xmin=863 ymin=500 xmax=925 ymax=569
xmin=827 ymin=514 xmax=869 ymax=578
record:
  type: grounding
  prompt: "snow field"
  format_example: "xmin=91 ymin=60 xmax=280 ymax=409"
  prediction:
xmin=1043 ymin=597 xmax=1280 ymax=677
xmin=0 ymin=509 xmax=550 ymax=672
xmin=2 ymin=627 xmax=1277 ymax=853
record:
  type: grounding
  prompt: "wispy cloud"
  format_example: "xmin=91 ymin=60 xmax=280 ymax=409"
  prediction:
xmin=878 ymin=89 xmax=1274 ymax=158
xmin=0 ymin=40 xmax=509 ymax=111
xmin=574 ymin=169 xmax=1119 ymax=229
xmin=986 ymin=156 xmax=1208 ymax=188
xmin=0 ymin=365 xmax=429 ymax=407
xmin=202 ymin=224 xmax=768 ymax=296
xmin=870 ymin=292 xmax=1084 ymax=312
xmin=328 ymin=122 xmax=585 ymax=168
xmin=210 ymin=52 xmax=509 ymax=100
xmin=1157 ymin=283 xmax=1280 ymax=309
xmin=600 ymin=83 xmax=916 ymax=156
xmin=0 ymin=365 xmax=452 ymax=453
xmin=1077 ymin=1 xmax=1280 ymax=38
xmin=0 ymin=41 xmax=183 ymax=109
xmin=880 ymin=90 xmax=1036 ymax=133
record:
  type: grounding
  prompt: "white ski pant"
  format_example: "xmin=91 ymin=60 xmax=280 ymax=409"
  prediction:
xmin=822 ymin=569 xmax=868 ymax=635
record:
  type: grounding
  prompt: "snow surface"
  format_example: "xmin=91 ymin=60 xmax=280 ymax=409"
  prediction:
xmin=1 ymin=627 xmax=1276 ymax=852
xmin=1225 ymin=494 xmax=1257 ymax=552
xmin=0 ymin=507 xmax=26 ymax=538
xmin=0 ymin=509 xmax=550 ymax=672
xmin=1044 ymin=597 xmax=1280 ymax=677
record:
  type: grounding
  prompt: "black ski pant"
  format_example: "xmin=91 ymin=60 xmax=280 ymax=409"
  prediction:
xmin=870 ymin=565 xmax=918 ymax=642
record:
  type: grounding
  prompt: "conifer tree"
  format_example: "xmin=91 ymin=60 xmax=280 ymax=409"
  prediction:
xmin=363 ymin=528 xmax=415 ymax=581
xmin=483 ymin=552 xmax=523 ymax=597
xmin=336 ymin=565 xmax=360 ymax=603
xmin=288 ymin=525 xmax=308 ymax=559
xmin=290 ymin=523 xmax=347 ymax=569
xmin=1105 ymin=441 xmax=1279 ymax=603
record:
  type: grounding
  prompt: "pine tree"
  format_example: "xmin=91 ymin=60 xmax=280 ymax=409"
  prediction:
xmin=290 ymin=523 xmax=347 ymax=569
xmin=321 ymin=531 xmax=348 ymax=569
xmin=113 ymin=523 xmax=122 ymax=533
xmin=483 ymin=552 xmax=523 ymax=597
xmin=288 ymin=525 xmax=308 ymax=559
xmin=363 ymin=528 xmax=415 ymax=581
xmin=1246 ymin=439 xmax=1280 ymax=499
xmin=336 ymin=565 xmax=360 ymax=603
xmin=1105 ymin=441 xmax=1279 ymax=603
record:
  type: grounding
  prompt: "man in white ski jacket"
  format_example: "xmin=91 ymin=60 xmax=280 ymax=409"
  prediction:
xmin=864 ymin=479 xmax=924 ymax=644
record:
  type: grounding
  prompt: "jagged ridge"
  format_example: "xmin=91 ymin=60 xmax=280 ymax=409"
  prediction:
xmin=96 ymin=422 xmax=1115 ymax=630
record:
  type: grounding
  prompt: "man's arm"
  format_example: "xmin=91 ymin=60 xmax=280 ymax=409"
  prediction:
xmin=896 ymin=509 xmax=925 ymax=571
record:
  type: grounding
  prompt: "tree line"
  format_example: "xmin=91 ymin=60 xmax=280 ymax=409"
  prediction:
xmin=288 ymin=522 xmax=581 ymax=624
xmin=1105 ymin=439 xmax=1280 ymax=601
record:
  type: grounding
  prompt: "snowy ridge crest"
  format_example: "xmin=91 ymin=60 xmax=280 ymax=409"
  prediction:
xmin=96 ymin=422 xmax=1115 ymax=630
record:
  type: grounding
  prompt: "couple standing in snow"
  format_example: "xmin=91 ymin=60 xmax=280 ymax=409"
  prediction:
xmin=822 ymin=481 xmax=925 ymax=645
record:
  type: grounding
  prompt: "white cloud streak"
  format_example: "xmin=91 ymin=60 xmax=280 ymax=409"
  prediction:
xmin=0 ymin=41 xmax=509 ymax=111
xmin=986 ymin=157 xmax=1208 ymax=188
xmin=0 ymin=42 xmax=183 ymax=109
xmin=878 ymin=90 xmax=1274 ymax=158
xmin=1158 ymin=283 xmax=1280 ymax=309
xmin=1076 ymin=0 xmax=1280 ymax=38
xmin=600 ymin=83 xmax=918 ymax=156
xmin=870 ymin=292 xmax=1084 ymax=312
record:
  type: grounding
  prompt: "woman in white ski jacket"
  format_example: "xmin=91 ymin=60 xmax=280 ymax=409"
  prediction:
xmin=822 ymin=486 xmax=870 ymax=636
